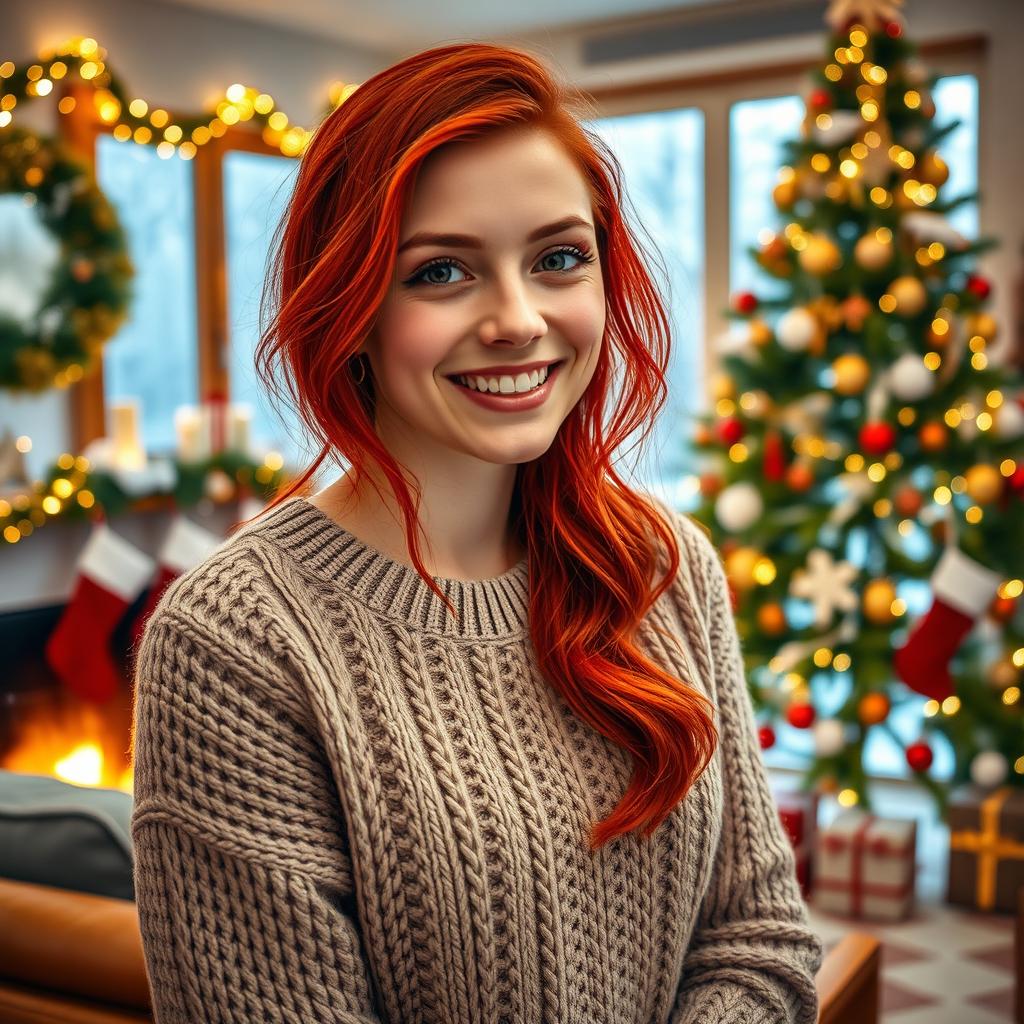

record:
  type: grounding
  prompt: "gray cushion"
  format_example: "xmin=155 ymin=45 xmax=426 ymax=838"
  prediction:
xmin=0 ymin=769 xmax=135 ymax=901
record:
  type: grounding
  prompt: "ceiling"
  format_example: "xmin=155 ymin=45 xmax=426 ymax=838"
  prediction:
xmin=155 ymin=0 xmax=738 ymax=54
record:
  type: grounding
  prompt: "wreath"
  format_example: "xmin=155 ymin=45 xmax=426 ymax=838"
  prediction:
xmin=0 ymin=124 xmax=133 ymax=392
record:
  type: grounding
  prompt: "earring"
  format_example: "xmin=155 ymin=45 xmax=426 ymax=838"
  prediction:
xmin=351 ymin=355 xmax=366 ymax=383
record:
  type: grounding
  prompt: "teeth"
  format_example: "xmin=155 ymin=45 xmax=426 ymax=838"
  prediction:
xmin=458 ymin=364 xmax=551 ymax=394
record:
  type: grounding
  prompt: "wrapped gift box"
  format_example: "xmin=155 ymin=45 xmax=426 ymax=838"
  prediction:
xmin=947 ymin=785 xmax=1024 ymax=914
xmin=771 ymin=786 xmax=819 ymax=899
xmin=813 ymin=808 xmax=917 ymax=921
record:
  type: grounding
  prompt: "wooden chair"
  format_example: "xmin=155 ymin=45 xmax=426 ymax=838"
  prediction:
xmin=0 ymin=875 xmax=882 ymax=1024
xmin=816 ymin=932 xmax=882 ymax=1024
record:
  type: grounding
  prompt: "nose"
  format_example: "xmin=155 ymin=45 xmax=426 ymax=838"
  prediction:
xmin=477 ymin=276 xmax=547 ymax=348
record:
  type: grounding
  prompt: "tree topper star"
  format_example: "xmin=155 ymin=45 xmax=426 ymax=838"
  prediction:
xmin=826 ymin=0 xmax=905 ymax=33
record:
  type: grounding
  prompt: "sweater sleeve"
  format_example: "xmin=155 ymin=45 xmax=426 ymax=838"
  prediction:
xmin=130 ymin=606 xmax=384 ymax=1024
xmin=669 ymin=516 xmax=824 ymax=1024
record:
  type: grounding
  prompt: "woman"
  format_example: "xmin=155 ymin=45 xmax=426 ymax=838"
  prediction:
xmin=130 ymin=41 xmax=824 ymax=1024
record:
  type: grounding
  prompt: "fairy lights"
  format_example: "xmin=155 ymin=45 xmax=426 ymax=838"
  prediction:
xmin=0 ymin=35 xmax=355 ymax=159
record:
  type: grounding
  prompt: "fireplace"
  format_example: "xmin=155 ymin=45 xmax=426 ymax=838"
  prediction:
xmin=1 ymin=596 xmax=142 ymax=792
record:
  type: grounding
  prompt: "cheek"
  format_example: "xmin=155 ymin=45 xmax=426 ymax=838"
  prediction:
xmin=374 ymin=299 xmax=455 ymax=375
xmin=556 ymin=288 xmax=606 ymax=351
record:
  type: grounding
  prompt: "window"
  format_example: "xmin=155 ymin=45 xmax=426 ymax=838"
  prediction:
xmin=95 ymin=134 xmax=199 ymax=455
xmin=729 ymin=74 xmax=979 ymax=294
xmin=590 ymin=108 xmax=705 ymax=487
xmin=223 ymin=150 xmax=302 ymax=468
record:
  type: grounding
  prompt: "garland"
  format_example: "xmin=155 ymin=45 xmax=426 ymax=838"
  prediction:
xmin=1 ymin=449 xmax=288 ymax=544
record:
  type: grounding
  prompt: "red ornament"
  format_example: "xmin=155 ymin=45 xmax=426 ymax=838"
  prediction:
xmin=699 ymin=472 xmax=725 ymax=498
xmin=1009 ymin=466 xmax=1024 ymax=496
xmin=733 ymin=291 xmax=759 ymax=315
xmin=966 ymin=274 xmax=992 ymax=301
xmin=885 ymin=20 xmax=902 ymax=38
xmin=786 ymin=702 xmax=816 ymax=729
xmin=989 ymin=594 xmax=1017 ymax=624
xmin=758 ymin=725 xmax=776 ymax=750
xmin=859 ymin=421 xmax=897 ymax=455
xmin=763 ymin=429 xmax=787 ymax=482
xmin=809 ymin=88 xmax=831 ymax=111
xmin=905 ymin=740 xmax=933 ymax=773
xmin=718 ymin=416 xmax=746 ymax=446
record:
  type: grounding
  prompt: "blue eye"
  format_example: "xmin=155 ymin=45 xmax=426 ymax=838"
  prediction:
xmin=404 ymin=243 xmax=596 ymax=289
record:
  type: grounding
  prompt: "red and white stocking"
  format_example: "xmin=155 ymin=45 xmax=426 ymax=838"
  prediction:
xmin=131 ymin=514 xmax=223 ymax=650
xmin=893 ymin=545 xmax=1002 ymax=702
xmin=45 ymin=523 xmax=155 ymax=704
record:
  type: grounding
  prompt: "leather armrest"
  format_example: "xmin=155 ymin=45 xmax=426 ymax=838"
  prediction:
xmin=0 ymin=877 xmax=151 ymax=1012
xmin=816 ymin=932 xmax=881 ymax=1024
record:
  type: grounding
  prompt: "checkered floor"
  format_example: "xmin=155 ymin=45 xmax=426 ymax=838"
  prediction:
xmin=768 ymin=769 xmax=1019 ymax=1023
xmin=808 ymin=899 xmax=1017 ymax=1023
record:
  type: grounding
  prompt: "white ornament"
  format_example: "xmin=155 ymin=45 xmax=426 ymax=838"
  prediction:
xmin=789 ymin=548 xmax=860 ymax=628
xmin=811 ymin=110 xmax=861 ymax=147
xmin=715 ymin=482 xmax=764 ymax=532
xmin=901 ymin=211 xmax=969 ymax=251
xmin=716 ymin=321 xmax=759 ymax=362
xmin=994 ymin=399 xmax=1024 ymax=440
xmin=957 ymin=415 xmax=980 ymax=442
xmin=814 ymin=718 xmax=847 ymax=757
xmin=970 ymin=750 xmax=1009 ymax=788
xmin=776 ymin=308 xmax=818 ymax=352
xmin=888 ymin=353 xmax=936 ymax=401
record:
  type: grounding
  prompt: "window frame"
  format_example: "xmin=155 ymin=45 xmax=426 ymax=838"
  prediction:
xmin=58 ymin=81 xmax=295 ymax=451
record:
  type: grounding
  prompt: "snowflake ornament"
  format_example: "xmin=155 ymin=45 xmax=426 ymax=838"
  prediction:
xmin=825 ymin=0 xmax=904 ymax=33
xmin=789 ymin=548 xmax=860 ymax=628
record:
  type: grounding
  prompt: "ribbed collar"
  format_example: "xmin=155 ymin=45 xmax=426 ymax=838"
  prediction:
xmin=250 ymin=496 xmax=531 ymax=640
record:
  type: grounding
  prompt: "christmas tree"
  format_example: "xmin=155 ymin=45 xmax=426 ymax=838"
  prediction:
xmin=691 ymin=0 xmax=1024 ymax=815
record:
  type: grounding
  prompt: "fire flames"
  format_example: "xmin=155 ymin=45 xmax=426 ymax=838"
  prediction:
xmin=2 ymin=684 xmax=134 ymax=792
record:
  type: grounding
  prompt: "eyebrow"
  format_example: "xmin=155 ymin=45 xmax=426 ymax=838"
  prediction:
xmin=396 ymin=215 xmax=594 ymax=255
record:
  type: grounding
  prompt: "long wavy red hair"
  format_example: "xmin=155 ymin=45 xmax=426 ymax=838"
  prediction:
xmin=252 ymin=41 xmax=718 ymax=851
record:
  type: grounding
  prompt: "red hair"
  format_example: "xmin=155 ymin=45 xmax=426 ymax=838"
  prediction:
xmin=253 ymin=42 xmax=717 ymax=851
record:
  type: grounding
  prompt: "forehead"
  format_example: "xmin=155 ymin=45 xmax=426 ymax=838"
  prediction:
xmin=404 ymin=128 xmax=592 ymax=229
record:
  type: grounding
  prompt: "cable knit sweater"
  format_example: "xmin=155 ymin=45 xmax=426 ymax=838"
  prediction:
xmin=130 ymin=494 xmax=823 ymax=1024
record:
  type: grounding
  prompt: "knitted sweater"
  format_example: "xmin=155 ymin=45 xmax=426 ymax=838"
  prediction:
xmin=130 ymin=494 xmax=824 ymax=1024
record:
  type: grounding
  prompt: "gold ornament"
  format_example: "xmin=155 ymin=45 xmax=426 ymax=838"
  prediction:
xmin=773 ymin=179 xmax=798 ymax=210
xmin=725 ymin=546 xmax=762 ymax=592
xmin=757 ymin=602 xmax=788 ymax=636
xmin=858 ymin=692 xmax=891 ymax=726
xmin=711 ymin=372 xmax=736 ymax=401
xmin=799 ymin=234 xmax=843 ymax=276
xmin=832 ymin=353 xmax=871 ymax=395
xmin=854 ymin=232 xmax=893 ymax=272
xmin=888 ymin=275 xmax=928 ymax=316
xmin=988 ymin=658 xmax=1019 ymax=690
xmin=964 ymin=464 xmax=1003 ymax=504
xmin=842 ymin=294 xmax=873 ymax=332
xmin=918 ymin=421 xmax=948 ymax=451
xmin=748 ymin=319 xmax=774 ymax=347
xmin=917 ymin=150 xmax=949 ymax=188
xmin=967 ymin=312 xmax=998 ymax=343
xmin=863 ymin=578 xmax=897 ymax=625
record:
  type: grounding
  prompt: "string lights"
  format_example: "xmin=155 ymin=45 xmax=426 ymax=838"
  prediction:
xmin=0 ymin=35 xmax=359 ymax=158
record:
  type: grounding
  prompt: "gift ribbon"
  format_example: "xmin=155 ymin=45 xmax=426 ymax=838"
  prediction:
xmin=949 ymin=786 xmax=1024 ymax=911
xmin=849 ymin=815 xmax=873 ymax=916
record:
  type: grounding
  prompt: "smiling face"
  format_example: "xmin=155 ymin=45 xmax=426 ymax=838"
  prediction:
xmin=359 ymin=125 xmax=606 ymax=470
